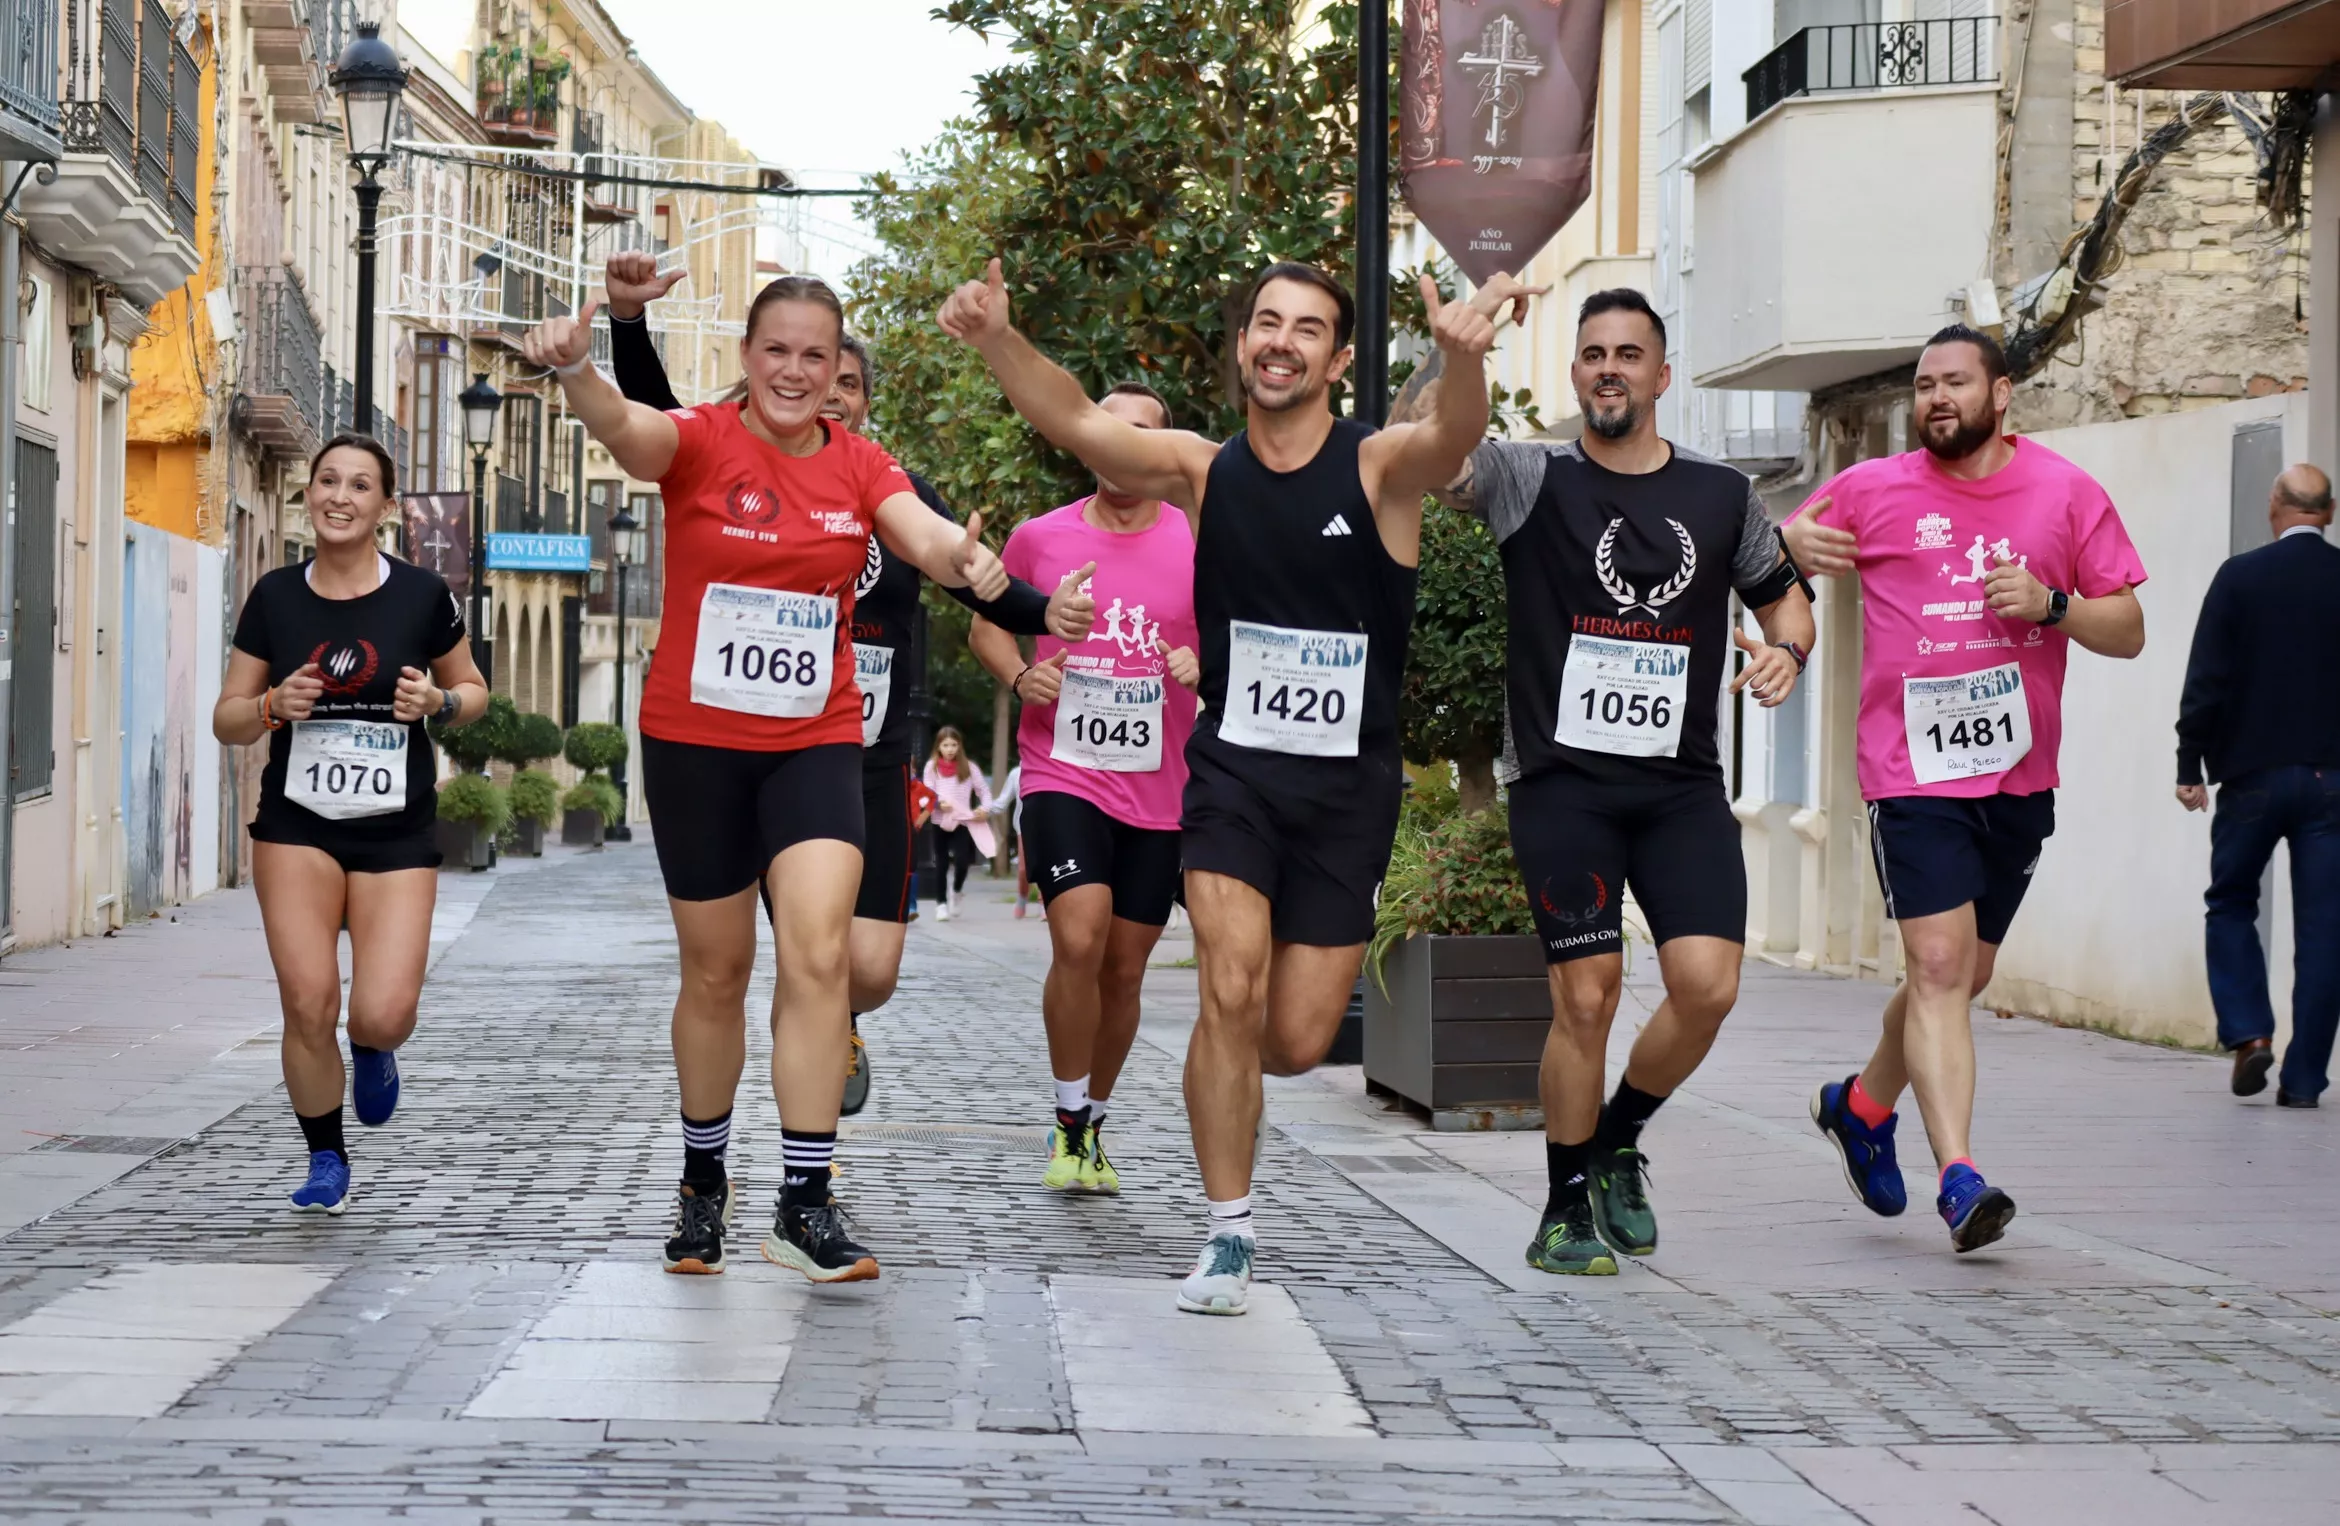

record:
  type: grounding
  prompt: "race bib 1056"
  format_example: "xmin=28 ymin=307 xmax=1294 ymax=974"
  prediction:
xmin=1555 ymin=634 xmax=1689 ymax=759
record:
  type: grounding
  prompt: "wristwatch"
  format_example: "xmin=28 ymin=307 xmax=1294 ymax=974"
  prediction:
xmin=434 ymin=687 xmax=461 ymax=725
xmin=2041 ymin=589 xmax=2070 ymax=627
xmin=1776 ymin=640 xmax=1809 ymax=672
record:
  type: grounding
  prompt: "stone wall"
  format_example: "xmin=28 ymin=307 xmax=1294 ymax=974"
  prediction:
xmin=2009 ymin=0 xmax=2309 ymax=431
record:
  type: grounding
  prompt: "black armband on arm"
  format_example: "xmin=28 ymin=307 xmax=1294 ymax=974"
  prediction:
xmin=1769 ymin=525 xmax=1817 ymax=605
xmin=608 ymin=312 xmax=682 ymax=412
xmin=1740 ymin=531 xmax=1809 ymax=611
xmin=947 ymin=574 xmax=1052 ymax=636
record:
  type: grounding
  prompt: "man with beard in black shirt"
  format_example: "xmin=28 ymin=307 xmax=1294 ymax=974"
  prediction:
xmin=1411 ymin=289 xmax=1815 ymax=1276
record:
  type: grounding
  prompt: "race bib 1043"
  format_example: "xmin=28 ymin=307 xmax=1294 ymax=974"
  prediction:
xmin=1555 ymin=634 xmax=1689 ymax=759
xmin=1218 ymin=620 xmax=1368 ymax=758
xmin=286 ymin=719 xmax=408 ymax=820
xmin=690 ymin=583 xmax=838 ymax=719
xmin=855 ymin=642 xmax=894 ymax=748
xmin=1052 ymin=666 xmax=1164 ymax=773
xmin=1902 ymin=662 xmax=2032 ymax=785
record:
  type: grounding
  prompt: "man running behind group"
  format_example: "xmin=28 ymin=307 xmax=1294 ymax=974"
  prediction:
xmin=942 ymin=257 xmax=1534 ymax=1313
xmin=603 ymin=252 xmax=1091 ymax=1124
xmin=970 ymin=381 xmax=1201 ymax=1200
xmin=1790 ymin=324 xmax=2146 ymax=1253
xmin=1415 ymin=288 xmax=1815 ymax=1275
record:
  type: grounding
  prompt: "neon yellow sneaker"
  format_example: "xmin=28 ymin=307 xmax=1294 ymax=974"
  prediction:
xmin=1043 ymin=1119 xmax=1089 ymax=1192
xmin=1080 ymin=1120 xmax=1121 ymax=1196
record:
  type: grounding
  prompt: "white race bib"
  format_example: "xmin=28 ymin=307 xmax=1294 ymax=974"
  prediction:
xmin=690 ymin=583 xmax=837 ymax=718
xmin=1052 ymin=666 xmax=1165 ymax=772
xmin=855 ymin=642 xmax=893 ymax=748
xmin=1902 ymin=662 xmax=2032 ymax=785
xmin=286 ymin=720 xmax=408 ymax=820
xmin=1555 ymin=634 xmax=1690 ymax=758
xmin=1219 ymin=620 xmax=1367 ymax=757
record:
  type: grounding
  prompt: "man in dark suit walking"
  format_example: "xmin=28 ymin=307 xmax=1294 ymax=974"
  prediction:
xmin=2177 ymin=463 xmax=2340 ymax=1106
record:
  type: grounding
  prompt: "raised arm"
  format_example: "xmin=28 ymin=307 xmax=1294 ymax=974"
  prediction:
xmin=522 ymin=300 xmax=679 ymax=482
xmin=939 ymin=259 xmax=1217 ymax=513
xmin=1364 ymin=272 xmax=1542 ymax=509
xmin=604 ymin=250 xmax=685 ymax=411
xmin=910 ymin=479 xmax=1094 ymax=640
xmin=873 ymin=494 xmax=1010 ymax=601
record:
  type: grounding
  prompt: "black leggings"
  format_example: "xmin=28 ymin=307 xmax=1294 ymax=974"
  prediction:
xmin=935 ymin=825 xmax=981 ymax=893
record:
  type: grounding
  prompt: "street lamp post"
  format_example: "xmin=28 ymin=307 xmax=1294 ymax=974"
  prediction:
xmin=331 ymin=21 xmax=410 ymax=439
xmin=458 ymin=372 xmax=503 ymax=688
xmin=1356 ymin=0 xmax=1390 ymax=425
xmin=606 ymin=505 xmax=644 ymax=843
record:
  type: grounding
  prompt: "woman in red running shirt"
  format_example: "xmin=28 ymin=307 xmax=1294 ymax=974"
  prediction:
xmin=524 ymin=278 xmax=1007 ymax=1286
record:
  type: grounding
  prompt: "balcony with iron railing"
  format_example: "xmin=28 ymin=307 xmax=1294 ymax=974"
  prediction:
xmin=29 ymin=0 xmax=198 ymax=306
xmin=234 ymin=265 xmax=325 ymax=459
xmin=0 ymin=0 xmax=61 ymax=163
xmin=475 ymin=39 xmax=567 ymax=149
xmin=1686 ymin=15 xmax=2002 ymax=394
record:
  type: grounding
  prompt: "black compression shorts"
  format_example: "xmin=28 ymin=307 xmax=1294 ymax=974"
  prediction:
xmin=1178 ymin=733 xmax=1403 ymax=947
xmin=641 ymin=736 xmax=864 ymax=902
xmin=1020 ymin=789 xmax=1183 ymax=927
xmin=248 ymin=824 xmax=442 ymax=875
xmin=855 ymin=760 xmax=917 ymax=924
xmin=1508 ymin=768 xmax=1746 ymax=964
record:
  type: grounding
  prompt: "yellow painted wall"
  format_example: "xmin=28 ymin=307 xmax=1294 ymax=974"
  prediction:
xmin=125 ymin=19 xmax=219 ymax=539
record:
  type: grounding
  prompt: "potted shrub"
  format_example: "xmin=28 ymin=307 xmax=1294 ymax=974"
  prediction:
xmin=495 ymin=711 xmax=564 ymax=856
xmin=430 ymin=692 xmax=521 ymax=777
xmin=562 ymin=721 xmax=630 ymax=845
xmin=1362 ymin=790 xmax=1545 ymax=1126
xmin=436 ymin=772 xmax=509 ymax=872
xmin=559 ymin=774 xmax=623 ymax=849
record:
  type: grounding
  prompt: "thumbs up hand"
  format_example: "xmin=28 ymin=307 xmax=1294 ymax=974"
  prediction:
xmin=1015 ymin=650 xmax=1069 ymax=706
xmin=1782 ymin=494 xmax=1857 ymax=579
xmin=1155 ymin=637 xmax=1200 ymax=689
xmin=939 ymin=257 xmax=1013 ymax=344
xmin=1727 ymin=628 xmax=1800 ymax=708
xmin=1046 ymin=561 xmax=1097 ymax=641
xmin=952 ymin=510 xmax=1010 ymax=601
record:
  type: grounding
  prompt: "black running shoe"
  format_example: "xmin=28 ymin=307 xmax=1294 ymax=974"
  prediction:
xmin=662 ymin=1177 xmax=734 ymax=1275
xmin=842 ymin=1019 xmax=871 ymax=1116
xmin=762 ymin=1196 xmax=880 ymax=1283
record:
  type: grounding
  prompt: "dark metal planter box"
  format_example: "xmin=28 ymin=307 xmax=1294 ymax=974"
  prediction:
xmin=1364 ymin=934 xmax=1549 ymax=1125
xmin=434 ymin=818 xmax=493 ymax=872
xmin=561 ymin=808 xmax=605 ymax=848
xmin=511 ymin=818 xmax=545 ymax=857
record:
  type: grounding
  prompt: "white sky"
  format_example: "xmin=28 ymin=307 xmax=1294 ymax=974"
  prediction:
xmin=397 ymin=0 xmax=1001 ymax=282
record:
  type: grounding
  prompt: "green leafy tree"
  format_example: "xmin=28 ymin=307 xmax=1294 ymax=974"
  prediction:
xmin=431 ymin=693 xmax=520 ymax=774
xmin=563 ymin=722 xmax=630 ymax=777
xmin=501 ymin=712 xmax=564 ymax=769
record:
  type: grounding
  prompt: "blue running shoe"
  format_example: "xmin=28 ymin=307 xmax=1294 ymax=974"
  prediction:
xmin=1811 ymin=1075 xmax=1907 ymax=1217
xmin=351 ymin=1045 xmax=400 ymax=1127
xmin=289 ymin=1151 xmax=350 ymax=1215
xmin=1937 ymin=1164 xmax=2016 ymax=1253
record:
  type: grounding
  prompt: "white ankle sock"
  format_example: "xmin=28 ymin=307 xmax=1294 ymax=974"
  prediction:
xmin=1054 ymin=1076 xmax=1091 ymax=1116
xmin=1089 ymin=1099 xmax=1108 ymax=1127
xmin=1207 ymin=1195 xmax=1255 ymax=1242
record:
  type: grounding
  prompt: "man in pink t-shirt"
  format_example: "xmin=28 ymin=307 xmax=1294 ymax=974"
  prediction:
xmin=970 ymin=382 xmax=1201 ymax=1197
xmin=1786 ymin=325 xmax=2147 ymax=1255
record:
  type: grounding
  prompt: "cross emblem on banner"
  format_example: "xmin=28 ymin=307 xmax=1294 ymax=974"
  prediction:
xmin=1459 ymin=14 xmax=1544 ymax=152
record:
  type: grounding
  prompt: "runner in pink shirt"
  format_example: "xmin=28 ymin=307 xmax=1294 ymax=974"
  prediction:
xmin=970 ymin=382 xmax=1200 ymax=1197
xmin=1788 ymin=325 xmax=2147 ymax=1255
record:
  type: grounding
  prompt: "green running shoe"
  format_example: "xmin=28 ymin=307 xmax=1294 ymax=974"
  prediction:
xmin=1590 ymin=1146 xmax=1657 ymax=1257
xmin=1043 ymin=1117 xmax=1089 ymax=1192
xmin=1079 ymin=1119 xmax=1121 ymax=1196
xmin=1526 ymin=1198 xmax=1618 ymax=1276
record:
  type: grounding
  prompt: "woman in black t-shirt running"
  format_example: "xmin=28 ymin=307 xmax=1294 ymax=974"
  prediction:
xmin=213 ymin=434 xmax=488 ymax=1215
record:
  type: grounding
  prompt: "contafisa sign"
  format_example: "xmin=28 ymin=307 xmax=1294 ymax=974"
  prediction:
xmin=484 ymin=533 xmax=594 ymax=572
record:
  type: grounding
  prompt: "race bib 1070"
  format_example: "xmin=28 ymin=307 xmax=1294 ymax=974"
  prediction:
xmin=286 ymin=719 xmax=408 ymax=820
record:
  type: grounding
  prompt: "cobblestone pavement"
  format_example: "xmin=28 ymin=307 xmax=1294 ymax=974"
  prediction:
xmin=0 ymin=843 xmax=2336 ymax=1523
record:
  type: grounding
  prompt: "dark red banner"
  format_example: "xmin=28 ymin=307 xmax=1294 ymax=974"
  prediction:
xmin=1400 ymin=1 xmax=1604 ymax=284
xmin=401 ymin=492 xmax=471 ymax=604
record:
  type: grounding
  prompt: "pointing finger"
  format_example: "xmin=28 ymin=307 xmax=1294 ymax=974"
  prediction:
xmin=1057 ymin=560 xmax=1097 ymax=591
xmin=1732 ymin=629 xmax=1761 ymax=655
xmin=985 ymin=258 xmax=1004 ymax=301
xmin=1417 ymin=272 xmax=1442 ymax=320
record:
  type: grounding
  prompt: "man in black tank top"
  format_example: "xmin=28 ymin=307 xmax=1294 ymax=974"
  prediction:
xmin=942 ymin=255 xmax=1539 ymax=1315
xmin=1411 ymin=290 xmax=1816 ymax=1278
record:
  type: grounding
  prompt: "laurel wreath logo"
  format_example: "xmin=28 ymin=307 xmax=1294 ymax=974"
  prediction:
xmin=1595 ymin=517 xmax=1698 ymax=617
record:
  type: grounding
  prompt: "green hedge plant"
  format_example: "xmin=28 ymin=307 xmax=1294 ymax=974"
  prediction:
xmin=561 ymin=775 xmax=624 ymax=825
xmin=437 ymin=772 xmax=510 ymax=834
xmin=1369 ymin=788 xmax=1535 ymax=993
xmin=504 ymin=712 xmax=564 ymax=769
xmin=431 ymin=693 xmax=521 ymax=773
xmin=563 ymin=722 xmax=629 ymax=775
xmin=508 ymin=768 xmax=559 ymax=827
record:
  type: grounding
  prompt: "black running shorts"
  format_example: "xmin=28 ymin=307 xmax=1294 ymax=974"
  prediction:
xmin=1508 ymin=768 xmax=1746 ymax=964
xmin=1179 ymin=732 xmax=1403 ymax=947
xmin=1866 ymin=790 xmax=2054 ymax=945
xmin=248 ymin=825 xmax=441 ymax=875
xmin=641 ymin=736 xmax=864 ymax=902
xmin=1020 ymin=788 xmax=1183 ymax=927
xmin=855 ymin=760 xmax=917 ymax=924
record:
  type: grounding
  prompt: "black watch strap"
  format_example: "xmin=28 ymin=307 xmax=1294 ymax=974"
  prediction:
xmin=435 ymin=688 xmax=461 ymax=724
xmin=2042 ymin=588 xmax=2070 ymax=627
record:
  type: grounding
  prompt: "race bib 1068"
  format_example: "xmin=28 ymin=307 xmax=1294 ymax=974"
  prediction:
xmin=1555 ymin=634 xmax=1690 ymax=759
xmin=286 ymin=719 xmax=408 ymax=820
xmin=1218 ymin=620 xmax=1368 ymax=758
xmin=690 ymin=583 xmax=838 ymax=718
xmin=855 ymin=642 xmax=893 ymax=748
xmin=1052 ymin=666 xmax=1164 ymax=773
xmin=1902 ymin=662 xmax=2032 ymax=785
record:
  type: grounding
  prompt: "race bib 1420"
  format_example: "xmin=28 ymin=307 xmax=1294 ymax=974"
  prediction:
xmin=1218 ymin=620 xmax=1367 ymax=758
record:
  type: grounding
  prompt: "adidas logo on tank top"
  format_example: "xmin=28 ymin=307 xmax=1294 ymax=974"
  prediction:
xmin=1321 ymin=514 xmax=1352 ymax=537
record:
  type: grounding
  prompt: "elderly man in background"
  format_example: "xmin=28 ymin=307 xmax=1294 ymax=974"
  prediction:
xmin=2176 ymin=464 xmax=2340 ymax=1107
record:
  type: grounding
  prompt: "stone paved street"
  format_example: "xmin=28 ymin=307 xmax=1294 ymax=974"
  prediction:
xmin=1 ymin=840 xmax=2336 ymax=1522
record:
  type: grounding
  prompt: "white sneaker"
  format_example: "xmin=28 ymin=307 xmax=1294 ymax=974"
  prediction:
xmin=934 ymin=902 xmax=951 ymax=922
xmin=1176 ymin=1233 xmax=1254 ymax=1315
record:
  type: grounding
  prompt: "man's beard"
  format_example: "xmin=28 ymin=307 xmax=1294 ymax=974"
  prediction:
xmin=1585 ymin=398 xmax=1641 ymax=440
xmin=1919 ymin=403 xmax=1998 ymax=461
xmin=1242 ymin=356 xmax=1321 ymax=413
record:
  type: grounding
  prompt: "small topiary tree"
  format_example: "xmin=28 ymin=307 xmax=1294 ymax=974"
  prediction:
xmin=503 ymin=711 xmax=564 ymax=770
xmin=431 ymin=693 xmax=521 ymax=774
xmin=563 ymin=721 xmax=629 ymax=777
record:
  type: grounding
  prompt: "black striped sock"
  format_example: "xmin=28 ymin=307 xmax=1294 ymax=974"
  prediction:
xmin=780 ymin=1127 xmax=836 ymax=1205
xmin=681 ymin=1110 xmax=732 ymax=1187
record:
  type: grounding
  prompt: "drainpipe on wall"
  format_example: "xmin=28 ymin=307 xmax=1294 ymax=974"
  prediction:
xmin=0 ymin=162 xmax=29 ymax=951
